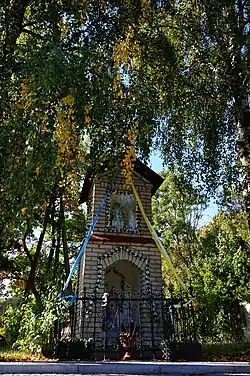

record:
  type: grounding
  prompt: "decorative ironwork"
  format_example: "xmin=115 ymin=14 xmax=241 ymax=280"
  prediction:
xmin=56 ymin=292 xmax=199 ymax=361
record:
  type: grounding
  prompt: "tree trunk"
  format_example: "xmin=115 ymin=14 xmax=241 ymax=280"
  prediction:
xmin=54 ymin=215 xmax=61 ymax=278
xmin=236 ymin=98 xmax=250 ymax=228
xmin=46 ymin=200 xmax=56 ymax=275
xmin=233 ymin=0 xmax=250 ymax=226
xmin=23 ymin=232 xmax=41 ymax=305
xmin=2 ymin=0 xmax=30 ymax=70
xmin=24 ymin=212 xmax=49 ymax=303
xmin=60 ymin=196 xmax=72 ymax=293
xmin=24 ymin=186 xmax=56 ymax=300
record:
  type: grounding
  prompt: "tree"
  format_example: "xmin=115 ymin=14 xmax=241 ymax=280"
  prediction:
xmin=192 ymin=210 xmax=250 ymax=341
xmin=0 ymin=1 xmax=155 ymax=275
xmin=0 ymin=0 xmax=115 ymax=300
xmin=0 ymin=206 xmax=86 ymax=351
xmin=152 ymin=170 xmax=206 ymax=292
xmin=112 ymin=0 xmax=250 ymax=224
xmin=1 ymin=0 xmax=249 ymax=303
xmin=2 ymin=1 xmax=249 ymax=239
xmin=152 ymin=172 xmax=250 ymax=341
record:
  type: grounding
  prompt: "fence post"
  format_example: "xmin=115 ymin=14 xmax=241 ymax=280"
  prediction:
xmin=149 ymin=286 xmax=156 ymax=360
xmin=93 ymin=289 xmax=97 ymax=353
xmin=81 ymin=287 xmax=86 ymax=338
xmin=103 ymin=293 xmax=109 ymax=360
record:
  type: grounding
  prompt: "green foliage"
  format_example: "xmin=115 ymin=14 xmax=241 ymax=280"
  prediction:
xmin=0 ymin=0 xmax=250 ymax=352
xmin=194 ymin=211 xmax=250 ymax=302
xmin=0 ymin=1 xmax=249 ymax=298
xmin=2 ymin=1 xmax=247 ymax=231
xmin=111 ymin=0 xmax=249 ymax=205
xmin=153 ymin=170 xmax=206 ymax=245
xmin=191 ymin=210 xmax=250 ymax=341
xmin=152 ymin=170 xmax=206 ymax=294
xmin=2 ymin=287 xmax=68 ymax=353
xmin=153 ymin=172 xmax=250 ymax=341
xmin=0 ymin=1 xmax=249 ymax=236
xmin=65 ymin=209 xmax=86 ymax=243
xmin=0 ymin=0 xmax=153 ymax=305
xmin=1 ymin=305 xmax=22 ymax=345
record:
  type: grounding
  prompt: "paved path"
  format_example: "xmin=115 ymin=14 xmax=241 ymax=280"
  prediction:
xmin=0 ymin=362 xmax=250 ymax=375
xmin=1 ymin=374 xmax=250 ymax=376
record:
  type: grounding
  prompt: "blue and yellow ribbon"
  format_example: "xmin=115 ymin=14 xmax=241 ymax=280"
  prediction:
xmin=131 ymin=180 xmax=188 ymax=293
xmin=61 ymin=188 xmax=111 ymax=295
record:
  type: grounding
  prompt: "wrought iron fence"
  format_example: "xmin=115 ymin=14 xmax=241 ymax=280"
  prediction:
xmin=55 ymin=291 xmax=201 ymax=360
xmin=193 ymin=300 xmax=245 ymax=344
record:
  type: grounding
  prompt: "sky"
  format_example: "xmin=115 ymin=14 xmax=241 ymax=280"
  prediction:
xmin=149 ymin=150 xmax=218 ymax=226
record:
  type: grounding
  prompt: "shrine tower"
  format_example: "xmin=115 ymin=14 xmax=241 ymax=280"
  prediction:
xmin=73 ymin=160 xmax=164 ymax=358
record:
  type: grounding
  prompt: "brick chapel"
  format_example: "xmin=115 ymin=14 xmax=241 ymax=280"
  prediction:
xmin=73 ymin=160 xmax=164 ymax=347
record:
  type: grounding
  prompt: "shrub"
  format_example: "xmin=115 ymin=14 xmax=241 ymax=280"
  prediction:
xmin=2 ymin=288 xmax=69 ymax=354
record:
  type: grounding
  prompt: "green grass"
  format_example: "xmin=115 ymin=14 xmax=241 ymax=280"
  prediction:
xmin=1 ymin=342 xmax=250 ymax=362
xmin=0 ymin=345 xmax=49 ymax=361
xmin=202 ymin=342 xmax=250 ymax=361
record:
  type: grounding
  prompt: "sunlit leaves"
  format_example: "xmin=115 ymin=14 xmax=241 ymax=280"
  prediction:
xmin=153 ymin=174 xmax=250 ymax=339
xmin=194 ymin=210 xmax=250 ymax=303
xmin=122 ymin=129 xmax=136 ymax=187
xmin=110 ymin=0 xmax=248 ymax=197
xmin=152 ymin=170 xmax=206 ymax=294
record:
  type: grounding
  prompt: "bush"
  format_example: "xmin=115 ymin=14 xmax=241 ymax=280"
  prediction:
xmin=2 ymin=304 xmax=23 ymax=345
xmin=2 ymin=288 xmax=68 ymax=354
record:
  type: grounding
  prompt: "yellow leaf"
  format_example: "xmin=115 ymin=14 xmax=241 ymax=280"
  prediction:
xmin=35 ymin=165 xmax=40 ymax=176
xmin=62 ymin=94 xmax=74 ymax=107
xmin=100 ymin=0 xmax=106 ymax=9
xmin=84 ymin=104 xmax=89 ymax=114
xmin=85 ymin=115 xmax=91 ymax=125
xmin=20 ymin=82 xmax=29 ymax=96
xmin=21 ymin=208 xmax=27 ymax=216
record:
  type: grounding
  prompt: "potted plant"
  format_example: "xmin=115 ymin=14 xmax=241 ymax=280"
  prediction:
xmin=162 ymin=340 xmax=201 ymax=361
xmin=54 ymin=336 xmax=71 ymax=359
xmin=68 ymin=337 xmax=94 ymax=360
xmin=120 ymin=323 xmax=139 ymax=360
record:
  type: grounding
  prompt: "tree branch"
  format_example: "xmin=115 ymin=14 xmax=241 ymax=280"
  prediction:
xmin=22 ymin=28 xmax=42 ymax=39
xmin=22 ymin=230 xmax=33 ymax=265
xmin=2 ymin=0 xmax=31 ymax=70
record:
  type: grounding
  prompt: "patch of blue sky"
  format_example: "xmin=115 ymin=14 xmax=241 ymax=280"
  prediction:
xmin=149 ymin=149 xmax=218 ymax=226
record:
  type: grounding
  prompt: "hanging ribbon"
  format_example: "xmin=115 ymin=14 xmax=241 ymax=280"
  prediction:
xmin=61 ymin=188 xmax=111 ymax=295
xmin=130 ymin=180 xmax=188 ymax=293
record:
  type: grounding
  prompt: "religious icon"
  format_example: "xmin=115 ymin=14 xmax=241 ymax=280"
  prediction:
xmin=109 ymin=193 xmax=136 ymax=232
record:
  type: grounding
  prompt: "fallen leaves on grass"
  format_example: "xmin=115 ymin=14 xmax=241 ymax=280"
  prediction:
xmin=0 ymin=348 xmax=49 ymax=362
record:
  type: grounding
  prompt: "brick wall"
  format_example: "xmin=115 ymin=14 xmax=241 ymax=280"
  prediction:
xmin=75 ymin=170 xmax=163 ymax=340
xmin=77 ymin=242 xmax=162 ymax=296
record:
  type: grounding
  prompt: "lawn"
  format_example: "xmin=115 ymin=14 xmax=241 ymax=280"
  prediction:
xmin=0 ymin=346 xmax=49 ymax=361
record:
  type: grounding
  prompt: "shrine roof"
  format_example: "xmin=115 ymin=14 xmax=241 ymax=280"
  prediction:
xmin=79 ymin=159 xmax=164 ymax=204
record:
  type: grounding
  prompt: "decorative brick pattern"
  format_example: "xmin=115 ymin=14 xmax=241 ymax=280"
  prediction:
xmin=75 ymin=169 xmax=163 ymax=341
xmin=94 ymin=246 xmax=151 ymax=295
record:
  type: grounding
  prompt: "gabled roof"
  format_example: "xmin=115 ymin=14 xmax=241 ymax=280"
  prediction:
xmin=79 ymin=159 xmax=164 ymax=204
xmin=133 ymin=159 xmax=163 ymax=195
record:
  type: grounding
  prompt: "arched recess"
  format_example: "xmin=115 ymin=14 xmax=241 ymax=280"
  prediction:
xmin=95 ymin=246 xmax=151 ymax=296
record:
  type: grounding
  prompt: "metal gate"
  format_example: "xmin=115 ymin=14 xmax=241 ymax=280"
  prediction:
xmin=55 ymin=291 xmax=198 ymax=360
